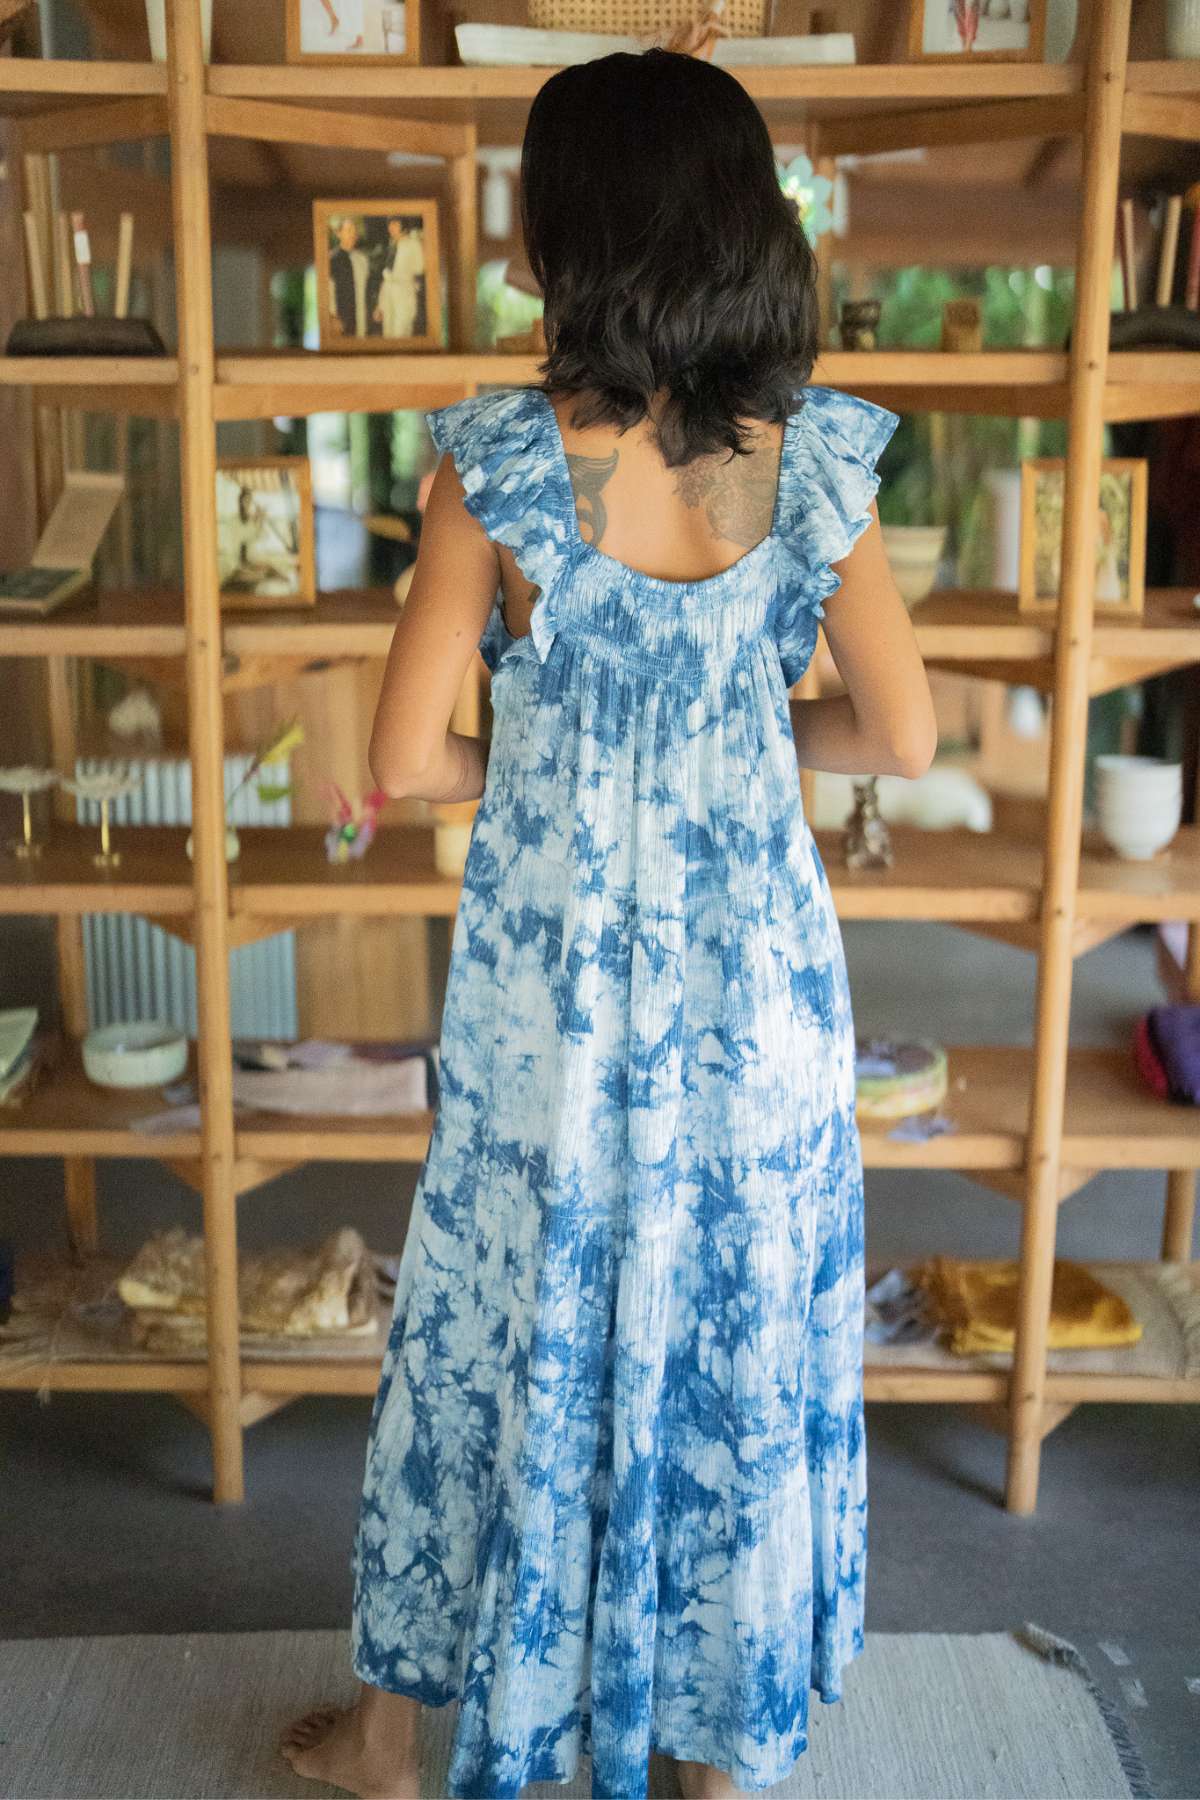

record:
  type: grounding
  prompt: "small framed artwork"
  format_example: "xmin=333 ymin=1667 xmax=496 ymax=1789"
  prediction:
xmin=313 ymin=200 xmax=441 ymax=353
xmin=1018 ymin=458 xmax=1148 ymax=620
xmin=286 ymin=0 xmax=419 ymax=65
xmin=216 ymin=457 xmax=316 ymax=610
xmin=908 ymin=0 xmax=1046 ymax=62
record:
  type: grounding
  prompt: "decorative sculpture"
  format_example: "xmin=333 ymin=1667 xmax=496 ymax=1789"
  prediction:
xmin=843 ymin=776 xmax=894 ymax=871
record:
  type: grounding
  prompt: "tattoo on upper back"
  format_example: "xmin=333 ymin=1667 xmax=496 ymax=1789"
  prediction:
xmin=672 ymin=443 xmax=780 ymax=549
xmin=565 ymin=449 xmax=619 ymax=547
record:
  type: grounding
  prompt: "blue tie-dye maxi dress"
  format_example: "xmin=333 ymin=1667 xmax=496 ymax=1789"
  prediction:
xmin=351 ymin=382 xmax=899 ymax=1799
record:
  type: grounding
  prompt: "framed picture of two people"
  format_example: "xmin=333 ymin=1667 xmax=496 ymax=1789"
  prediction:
xmin=314 ymin=200 xmax=441 ymax=352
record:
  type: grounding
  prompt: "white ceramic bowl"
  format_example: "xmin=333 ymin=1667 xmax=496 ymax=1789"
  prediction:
xmin=1096 ymin=796 xmax=1182 ymax=860
xmin=880 ymin=524 xmax=947 ymax=609
xmin=82 ymin=1021 xmax=188 ymax=1089
xmin=1095 ymin=754 xmax=1182 ymax=792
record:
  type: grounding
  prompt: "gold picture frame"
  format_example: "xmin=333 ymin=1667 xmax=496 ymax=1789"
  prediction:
xmin=216 ymin=457 xmax=316 ymax=611
xmin=907 ymin=0 xmax=1046 ymax=62
xmin=1018 ymin=457 xmax=1148 ymax=621
xmin=313 ymin=199 xmax=441 ymax=354
xmin=285 ymin=0 xmax=420 ymax=66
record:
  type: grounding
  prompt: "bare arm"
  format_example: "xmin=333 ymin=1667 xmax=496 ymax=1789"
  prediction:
xmin=368 ymin=451 xmax=499 ymax=802
xmin=788 ymin=501 xmax=937 ymax=780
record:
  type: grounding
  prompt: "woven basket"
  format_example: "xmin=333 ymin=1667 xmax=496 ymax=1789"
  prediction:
xmin=527 ymin=1 xmax=769 ymax=37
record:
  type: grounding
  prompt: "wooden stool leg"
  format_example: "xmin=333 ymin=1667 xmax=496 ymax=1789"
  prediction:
xmin=1162 ymin=924 xmax=1200 ymax=1262
xmin=1162 ymin=1171 xmax=1196 ymax=1262
xmin=64 ymin=1159 xmax=99 ymax=1256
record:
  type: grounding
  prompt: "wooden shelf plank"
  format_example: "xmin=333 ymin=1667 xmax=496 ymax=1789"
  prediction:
xmin=0 ymin=588 xmax=187 ymax=658
xmin=817 ymin=827 xmax=1039 ymax=922
xmin=1078 ymin=828 xmax=1200 ymax=921
xmin=0 ymin=1360 xmax=209 ymax=1392
xmin=229 ymin=825 xmax=461 ymax=917
xmin=236 ymin=1110 xmax=435 ymax=1164
xmin=0 ymin=59 xmax=165 ymax=118
xmin=210 ymin=349 xmax=1075 ymax=421
xmin=0 ymin=1043 xmax=200 ymax=1158
xmin=1063 ymin=1049 xmax=1200 ymax=1167
xmin=0 ymin=357 xmax=178 ymax=388
xmin=222 ymin=588 xmax=399 ymax=657
xmin=5 ymin=806 xmax=1198 ymax=932
xmin=0 ymin=824 xmax=194 ymax=917
xmin=1125 ymin=60 xmax=1200 ymax=94
xmin=915 ymin=587 xmax=1200 ymax=689
xmin=8 ymin=587 xmax=1190 ymax=682
xmin=1104 ymin=350 xmax=1200 ymax=421
xmin=206 ymin=61 xmax=1081 ymax=111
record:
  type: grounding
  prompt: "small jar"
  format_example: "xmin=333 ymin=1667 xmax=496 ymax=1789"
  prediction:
xmin=430 ymin=799 xmax=479 ymax=879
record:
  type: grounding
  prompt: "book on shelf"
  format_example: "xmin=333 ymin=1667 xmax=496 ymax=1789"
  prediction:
xmin=0 ymin=470 xmax=123 ymax=617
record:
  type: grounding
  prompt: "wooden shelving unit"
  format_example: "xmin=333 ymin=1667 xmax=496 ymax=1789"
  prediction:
xmin=1 ymin=0 xmax=1197 ymax=1508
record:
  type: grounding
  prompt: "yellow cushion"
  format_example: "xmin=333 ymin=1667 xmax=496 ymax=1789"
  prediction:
xmin=913 ymin=1256 xmax=1143 ymax=1356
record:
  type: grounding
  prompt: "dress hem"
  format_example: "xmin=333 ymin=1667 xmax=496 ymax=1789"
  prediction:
xmin=349 ymin=1634 xmax=865 ymax=1797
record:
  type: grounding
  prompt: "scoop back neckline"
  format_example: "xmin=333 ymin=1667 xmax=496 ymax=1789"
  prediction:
xmin=529 ymin=386 xmax=796 ymax=595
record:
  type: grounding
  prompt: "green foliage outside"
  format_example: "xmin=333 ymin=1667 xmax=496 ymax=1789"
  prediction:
xmin=830 ymin=263 xmax=1078 ymax=586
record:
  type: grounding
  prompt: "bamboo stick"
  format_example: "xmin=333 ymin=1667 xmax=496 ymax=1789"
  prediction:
xmin=21 ymin=210 xmax=47 ymax=319
xmin=70 ymin=211 xmax=94 ymax=317
xmin=1155 ymin=194 xmax=1182 ymax=307
xmin=165 ymin=0 xmax=245 ymax=1504
xmin=1006 ymin=0 xmax=1132 ymax=1516
xmin=54 ymin=208 xmax=74 ymax=317
xmin=115 ymin=211 xmax=134 ymax=319
xmin=1119 ymin=196 xmax=1137 ymax=310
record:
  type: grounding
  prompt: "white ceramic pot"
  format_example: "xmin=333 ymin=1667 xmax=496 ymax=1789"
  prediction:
xmin=186 ymin=825 xmax=241 ymax=862
xmin=880 ymin=524 xmax=947 ymax=609
xmin=145 ymin=0 xmax=213 ymax=62
xmin=1166 ymin=0 xmax=1200 ymax=58
xmin=1095 ymin=755 xmax=1182 ymax=860
xmin=433 ymin=820 xmax=474 ymax=878
xmin=83 ymin=1020 xmax=188 ymax=1089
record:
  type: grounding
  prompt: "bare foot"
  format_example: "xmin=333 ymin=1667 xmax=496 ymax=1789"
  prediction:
xmin=279 ymin=1681 xmax=421 ymax=1799
xmin=673 ymin=1758 xmax=740 ymax=1799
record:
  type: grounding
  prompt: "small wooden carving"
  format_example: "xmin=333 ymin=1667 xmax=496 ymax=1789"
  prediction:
xmin=844 ymin=777 xmax=894 ymax=870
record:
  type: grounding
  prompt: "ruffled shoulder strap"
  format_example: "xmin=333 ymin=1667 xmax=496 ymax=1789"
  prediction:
xmin=424 ymin=386 xmax=576 ymax=663
xmin=771 ymin=384 xmax=900 ymax=687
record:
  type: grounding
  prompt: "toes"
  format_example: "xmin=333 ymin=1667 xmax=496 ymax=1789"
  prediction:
xmin=280 ymin=1706 xmax=339 ymax=1749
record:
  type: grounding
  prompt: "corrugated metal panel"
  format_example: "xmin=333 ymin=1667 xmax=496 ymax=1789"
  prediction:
xmin=76 ymin=754 xmax=298 ymax=1040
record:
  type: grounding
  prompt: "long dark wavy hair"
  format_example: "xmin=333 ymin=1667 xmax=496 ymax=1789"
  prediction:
xmin=519 ymin=48 xmax=819 ymax=468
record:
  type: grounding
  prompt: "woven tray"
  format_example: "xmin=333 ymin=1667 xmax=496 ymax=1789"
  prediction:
xmin=527 ymin=1 xmax=768 ymax=37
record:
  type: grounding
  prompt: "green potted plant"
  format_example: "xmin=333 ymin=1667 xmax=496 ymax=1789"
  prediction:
xmin=877 ymin=433 xmax=948 ymax=609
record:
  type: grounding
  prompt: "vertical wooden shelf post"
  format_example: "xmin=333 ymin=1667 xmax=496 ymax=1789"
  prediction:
xmin=1007 ymin=0 xmax=1131 ymax=1515
xmin=166 ymin=0 xmax=244 ymax=1502
xmin=448 ymin=122 xmax=478 ymax=355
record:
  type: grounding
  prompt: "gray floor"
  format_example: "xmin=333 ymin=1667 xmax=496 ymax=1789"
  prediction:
xmin=2 ymin=923 xmax=1198 ymax=1796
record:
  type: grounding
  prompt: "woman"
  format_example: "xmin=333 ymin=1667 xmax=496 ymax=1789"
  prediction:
xmin=376 ymin=217 xmax=425 ymax=341
xmin=282 ymin=46 xmax=935 ymax=1800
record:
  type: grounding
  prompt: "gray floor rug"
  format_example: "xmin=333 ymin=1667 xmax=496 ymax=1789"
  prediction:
xmin=0 ymin=1626 xmax=1154 ymax=1800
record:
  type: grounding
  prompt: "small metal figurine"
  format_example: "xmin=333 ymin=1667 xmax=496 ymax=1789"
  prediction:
xmin=843 ymin=776 xmax=894 ymax=871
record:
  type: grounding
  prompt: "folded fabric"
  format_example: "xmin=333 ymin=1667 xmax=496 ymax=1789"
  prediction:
xmin=912 ymin=1256 xmax=1142 ymax=1356
xmin=1142 ymin=1005 xmax=1200 ymax=1105
xmin=1133 ymin=1014 xmax=1170 ymax=1099
xmin=117 ymin=1226 xmax=377 ymax=1341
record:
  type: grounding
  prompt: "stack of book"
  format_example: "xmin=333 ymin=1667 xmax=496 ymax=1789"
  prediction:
xmin=0 ymin=1008 xmax=38 ymax=1104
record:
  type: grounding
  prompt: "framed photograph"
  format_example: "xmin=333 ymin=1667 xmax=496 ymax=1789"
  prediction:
xmin=286 ymin=0 xmax=419 ymax=64
xmin=216 ymin=457 xmax=316 ymax=610
xmin=1018 ymin=458 xmax=1148 ymax=620
xmin=908 ymin=0 xmax=1046 ymax=61
xmin=313 ymin=200 xmax=441 ymax=353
